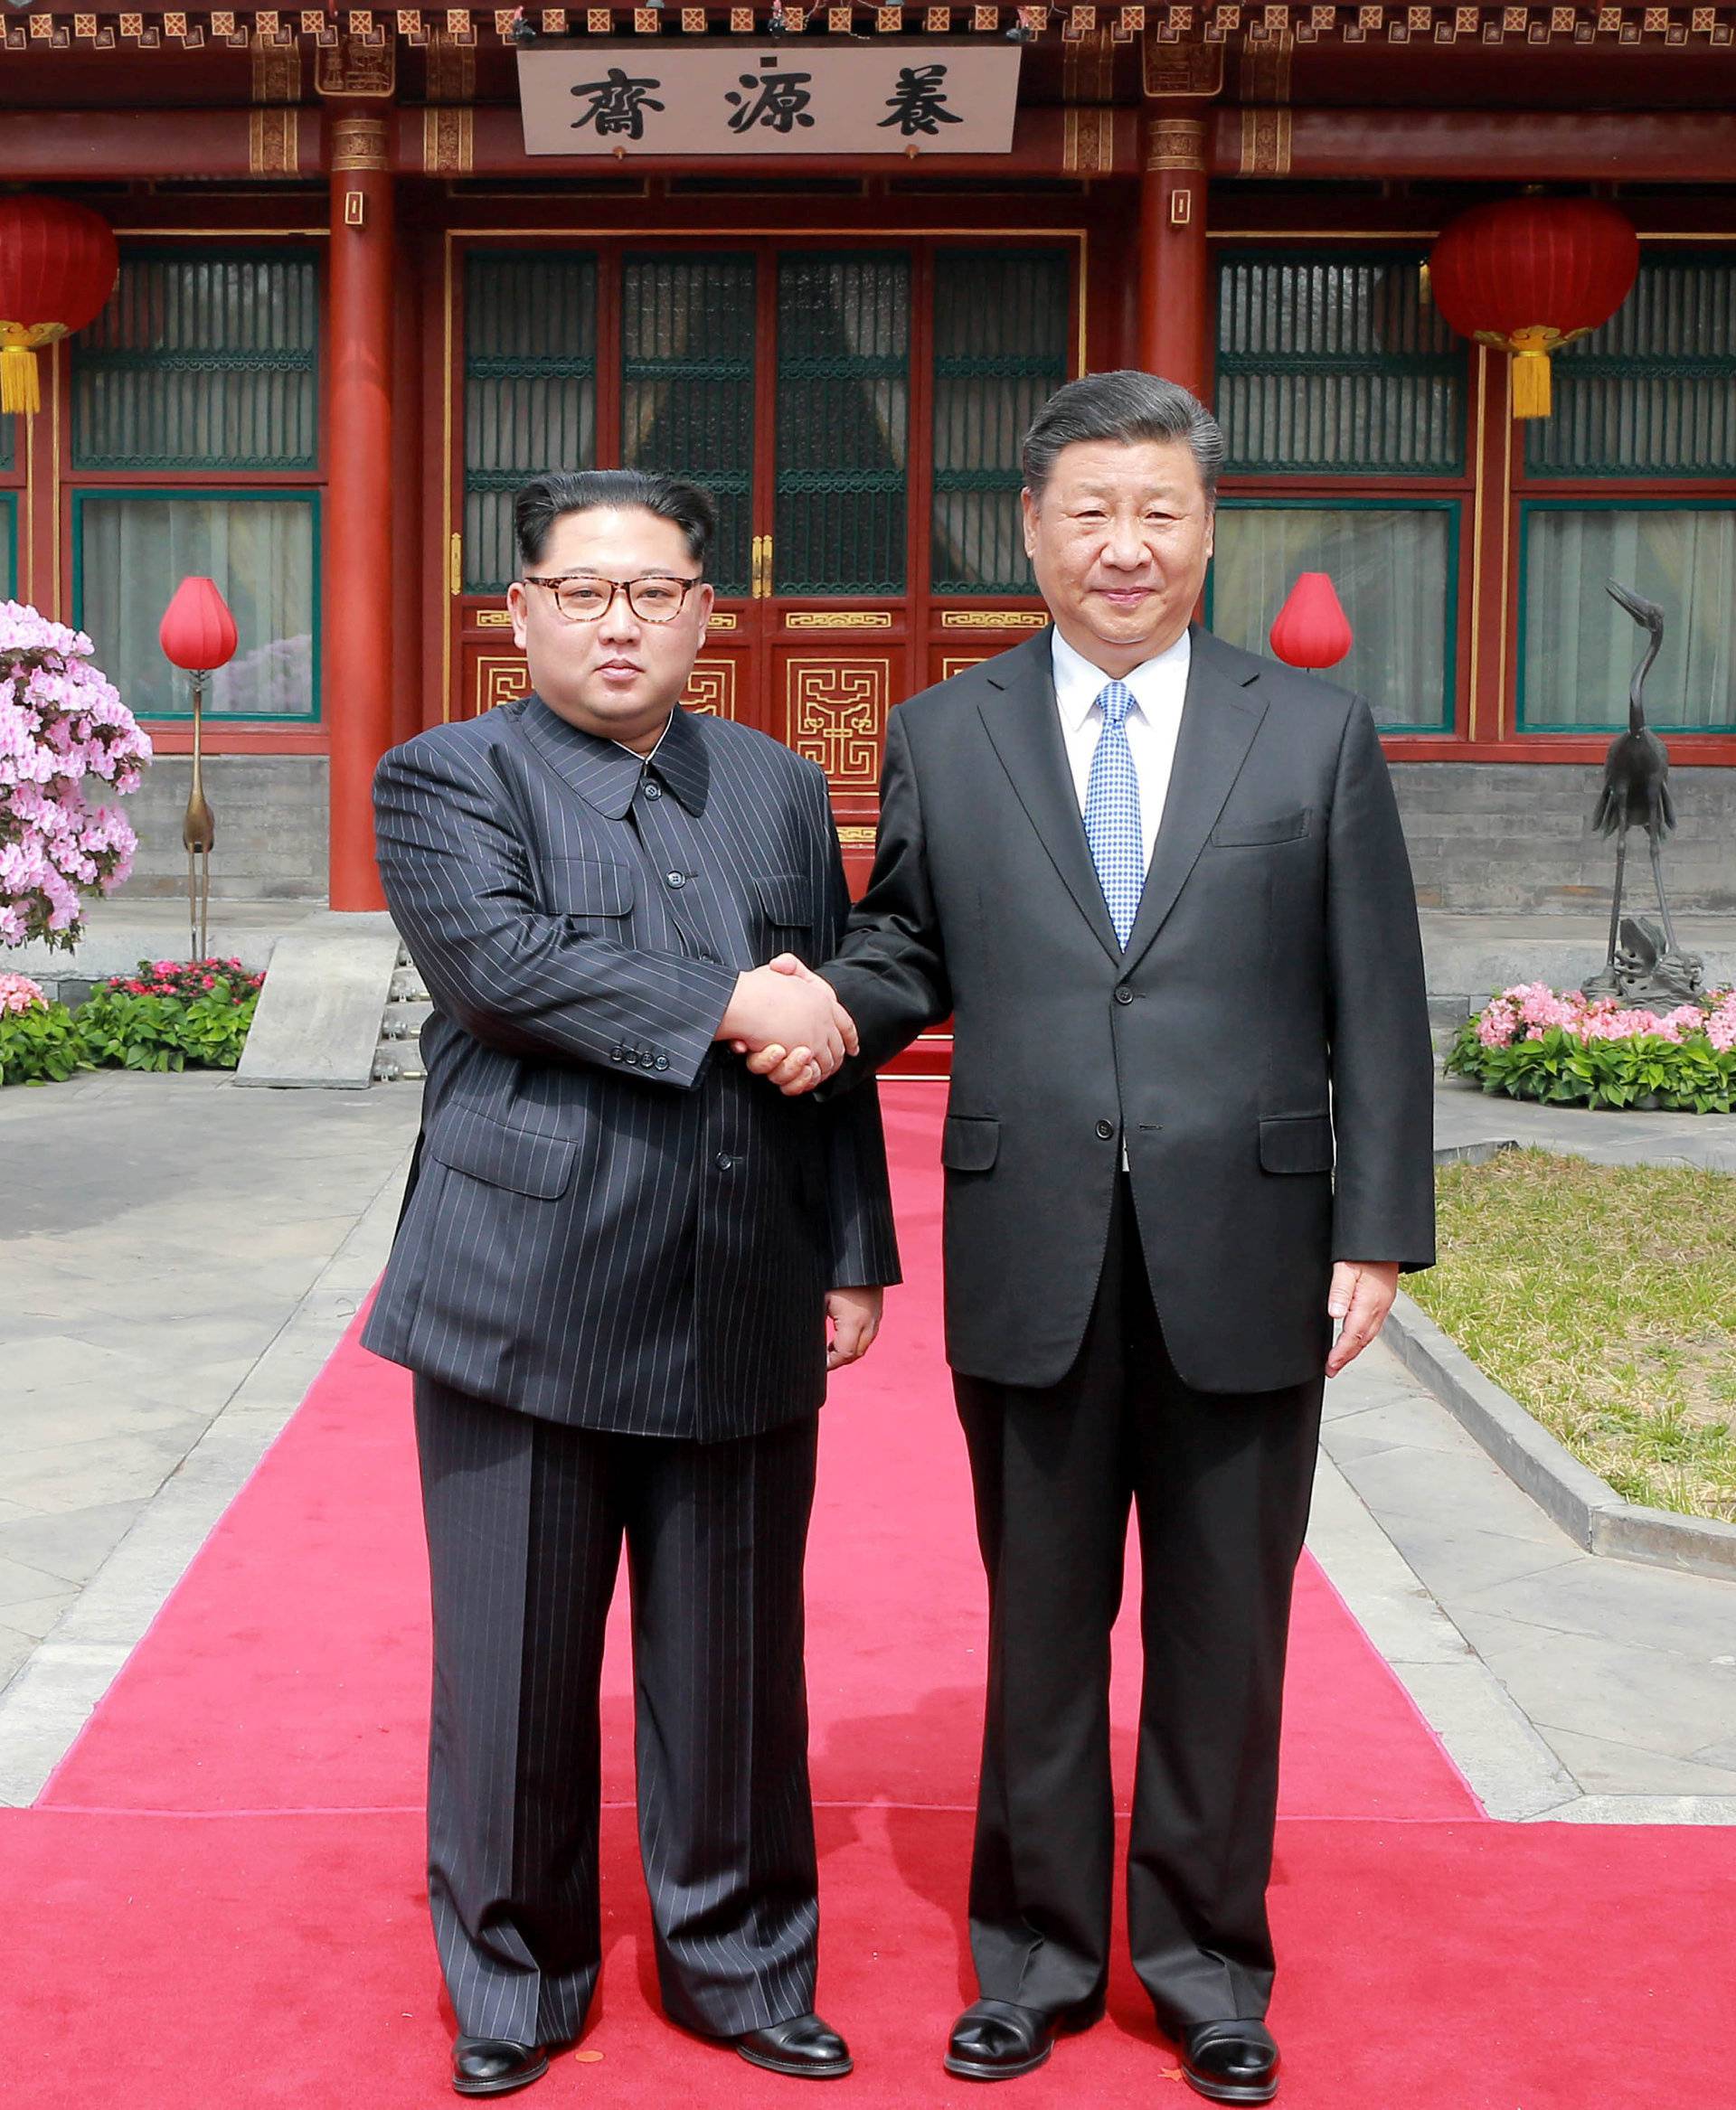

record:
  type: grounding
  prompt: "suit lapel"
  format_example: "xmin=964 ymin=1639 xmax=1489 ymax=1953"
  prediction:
xmin=976 ymin=630 xmax=1122 ymax=966
xmin=1118 ymin=627 xmax=1268 ymax=975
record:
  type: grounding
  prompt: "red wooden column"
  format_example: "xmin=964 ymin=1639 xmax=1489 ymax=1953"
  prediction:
xmin=325 ymin=107 xmax=396 ymax=911
xmin=1137 ymin=113 xmax=1211 ymax=402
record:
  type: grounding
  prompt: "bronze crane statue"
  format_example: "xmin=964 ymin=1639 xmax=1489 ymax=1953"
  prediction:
xmin=1590 ymin=579 xmax=1678 ymax=984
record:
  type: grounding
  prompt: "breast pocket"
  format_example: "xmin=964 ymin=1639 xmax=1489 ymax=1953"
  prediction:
xmin=536 ymin=855 xmax=636 ymax=929
xmin=1209 ymin=809 xmax=1311 ymax=849
xmin=751 ymin=871 xmax=816 ymax=958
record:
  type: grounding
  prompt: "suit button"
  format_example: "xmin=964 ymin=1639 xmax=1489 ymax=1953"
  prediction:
xmin=654 ymin=1055 xmax=669 ymax=1071
xmin=1115 ymin=985 xmax=1135 ymax=1005
xmin=644 ymin=780 xmax=663 ymax=800
xmin=1095 ymin=1119 xmax=1115 ymax=1141
xmin=715 ymin=1153 xmax=735 ymax=1171
xmin=610 ymin=1049 xmax=624 ymax=1061
xmin=665 ymin=870 xmax=687 ymax=890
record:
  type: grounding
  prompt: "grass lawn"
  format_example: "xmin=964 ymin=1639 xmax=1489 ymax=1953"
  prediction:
xmin=1409 ymin=1146 xmax=1736 ymax=1524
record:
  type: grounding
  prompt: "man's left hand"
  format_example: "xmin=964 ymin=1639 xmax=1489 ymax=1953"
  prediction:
xmin=826 ymin=1285 xmax=883 ymax=1371
xmin=1325 ymin=1260 xmax=1401 ymax=1378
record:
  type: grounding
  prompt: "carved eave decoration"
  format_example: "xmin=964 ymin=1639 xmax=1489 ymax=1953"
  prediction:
xmin=3 ymin=3 xmax=1732 ymax=52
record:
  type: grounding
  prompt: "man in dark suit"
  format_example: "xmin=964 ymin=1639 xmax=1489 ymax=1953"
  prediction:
xmin=363 ymin=468 xmax=898 ymax=2098
xmin=756 ymin=372 xmax=1435 ymax=2103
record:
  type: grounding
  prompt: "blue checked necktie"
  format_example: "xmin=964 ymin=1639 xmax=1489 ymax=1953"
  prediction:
xmin=1082 ymin=680 xmax=1145 ymax=948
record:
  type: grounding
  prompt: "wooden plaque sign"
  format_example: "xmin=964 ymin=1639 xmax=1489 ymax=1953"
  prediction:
xmin=517 ymin=42 xmax=1023 ymax=156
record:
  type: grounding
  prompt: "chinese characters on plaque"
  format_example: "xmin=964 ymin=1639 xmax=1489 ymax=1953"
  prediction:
xmin=518 ymin=43 xmax=1022 ymax=156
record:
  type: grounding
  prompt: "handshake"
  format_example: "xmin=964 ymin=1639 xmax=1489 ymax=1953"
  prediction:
xmin=716 ymin=956 xmax=858 ymax=1097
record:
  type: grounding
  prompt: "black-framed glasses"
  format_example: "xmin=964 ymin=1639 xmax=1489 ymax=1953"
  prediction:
xmin=520 ymin=572 xmax=703 ymax=625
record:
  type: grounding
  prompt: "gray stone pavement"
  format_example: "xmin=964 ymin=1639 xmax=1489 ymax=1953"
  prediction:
xmin=0 ymin=1064 xmax=1732 ymax=1823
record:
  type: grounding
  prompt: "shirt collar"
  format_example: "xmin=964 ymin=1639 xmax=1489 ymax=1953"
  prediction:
xmin=527 ymin=696 xmax=710 ymax=818
xmin=1051 ymin=625 xmax=1193 ymax=732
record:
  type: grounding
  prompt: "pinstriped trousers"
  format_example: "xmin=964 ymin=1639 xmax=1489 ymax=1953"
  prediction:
xmin=414 ymin=1377 xmax=822 ymax=2049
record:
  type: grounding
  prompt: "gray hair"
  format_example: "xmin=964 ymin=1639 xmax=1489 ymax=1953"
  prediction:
xmin=514 ymin=467 xmax=716 ymax=572
xmin=1021 ymin=371 xmax=1223 ymax=509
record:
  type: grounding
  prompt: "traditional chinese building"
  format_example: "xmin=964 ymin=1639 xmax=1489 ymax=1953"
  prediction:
xmin=1 ymin=1 xmax=1732 ymax=925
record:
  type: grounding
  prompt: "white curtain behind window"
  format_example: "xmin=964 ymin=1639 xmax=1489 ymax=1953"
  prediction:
xmin=80 ymin=495 xmax=316 ymax=717
xmin=1521 ymin=508 xmax=1736 ymax=731
xmin=1209 ymin=505 xmax=1451 ymax=730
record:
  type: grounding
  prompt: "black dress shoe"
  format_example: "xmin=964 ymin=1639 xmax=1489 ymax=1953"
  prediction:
xmin=1178 ymin=2019 xmax=1280 ymax=2105
xmin=450 ymin=2037 xmax=550 ymax=2097
xmin=735 ymin=2011 xmax=854 ymax=2078
xmin=944 ymin=1996 xmax=1104 ymax=2081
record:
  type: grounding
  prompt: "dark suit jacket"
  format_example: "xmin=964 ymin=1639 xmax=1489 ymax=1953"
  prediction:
xmin=821 ymin=625 xmax=1434 ymax=1397
xmin=361 ymin=693 xmax=900 ymax=1438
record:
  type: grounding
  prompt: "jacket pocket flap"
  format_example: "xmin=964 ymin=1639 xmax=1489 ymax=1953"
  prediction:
xmin=539 ymin=856 xmax=634 ymax=917
xmin=1259 ymin=1113 xmax=1335 ymax=1175
xmin=1211 ymin=809 xmax=1309 ymax=848
xmin=941 ymin=1114 xmax=1000 ymax=1173
xmin=752 ymin=871 xmax=813 ymax=927
xmin=427 ymin=1108 xmax=577 ymax=1199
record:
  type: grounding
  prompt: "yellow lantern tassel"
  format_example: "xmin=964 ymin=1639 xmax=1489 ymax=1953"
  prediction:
xmin=1507 ymin=325 xmax=1559 ymax=420
xmin=0 ymin=330 xmax=42 ymax=417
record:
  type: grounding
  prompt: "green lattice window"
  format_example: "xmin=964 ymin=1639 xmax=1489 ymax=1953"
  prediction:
xmin=1216 ymin=252 xmax=1464 ymax=476
xmin=931 ymin=249 xmax=1069 ymax=597
xmin=71 ymin=250 xmax=318 ymax=472
xmin=1208 ymin=500 xmax=1457 ymax=734
xmin=465 ymin=253 xmax=599 ymax=595
xmin=775 ymin=251 xmax=909 ymax=597
xmin=621 ymin=253 xmax=755 ymax=599
xmin=1525 ymin=257 xmax=1736 ymax=479
xmin=0 ymin=417 xmax=13 ymax=474
xmin=0 ymin=495 xmax=14 ymax=598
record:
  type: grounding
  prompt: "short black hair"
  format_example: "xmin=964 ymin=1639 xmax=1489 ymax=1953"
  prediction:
xmin=1022 ymin=371 xmax=1223 ymax=509
xmin=514 ymin=468 xmax=717 ymax=573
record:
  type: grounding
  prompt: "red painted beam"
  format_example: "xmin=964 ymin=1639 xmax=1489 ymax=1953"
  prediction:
xmin=1210 ymin=106 xmax=1736 ymax=182
xmin=0 ymin=107 xmax=324 ymax=178
xmin=404 ymin=101 xmax=1137 ymax=176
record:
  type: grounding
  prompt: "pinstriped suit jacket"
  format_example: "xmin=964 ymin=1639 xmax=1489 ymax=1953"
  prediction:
xmin=361 ymin=692 xmax=900 ymax=1440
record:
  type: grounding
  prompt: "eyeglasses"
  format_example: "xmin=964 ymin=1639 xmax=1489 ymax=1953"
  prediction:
xmin=520 ymin=572 xmax=703 ymax=625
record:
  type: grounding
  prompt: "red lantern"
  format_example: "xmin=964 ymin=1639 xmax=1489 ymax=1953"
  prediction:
xmin=1428 ymin=196 xmax=1639 ymax=420
xmin=0 ymin=195 xmax=120 ymax=418
xmin=159 ymin=577 xmax=240 ymax=674
xmin=1269 ymin=572 xmax=1354 ymax=673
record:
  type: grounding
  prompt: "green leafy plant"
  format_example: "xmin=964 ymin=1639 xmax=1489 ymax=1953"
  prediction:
xmin=75 ymin=957 xmax=263 ymax=1074
xmin=0 ymin=978 xmax=90 ymax=1087
xmin=1447 ymin=980 xmax=1736 ymax=1115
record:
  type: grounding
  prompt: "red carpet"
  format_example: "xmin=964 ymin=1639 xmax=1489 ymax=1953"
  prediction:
xmin=9 ymin=1082 xmax=1734 ymax=2105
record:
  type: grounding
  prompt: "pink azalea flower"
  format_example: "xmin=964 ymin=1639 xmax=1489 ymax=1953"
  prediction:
xmin=0 ymin=600 xmax=148 ymax=953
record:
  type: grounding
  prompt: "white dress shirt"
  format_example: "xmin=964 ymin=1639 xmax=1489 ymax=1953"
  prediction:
xmin=1051 ymin=625 xmax=1193 ymax=875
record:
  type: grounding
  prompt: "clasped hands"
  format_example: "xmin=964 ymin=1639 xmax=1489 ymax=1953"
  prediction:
xmin=716 ymin=955 xmax=855 ymax=1097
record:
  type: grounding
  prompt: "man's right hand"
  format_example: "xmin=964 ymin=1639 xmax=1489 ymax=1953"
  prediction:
xmin=718 ymin=960 xmax=859 ymax=1085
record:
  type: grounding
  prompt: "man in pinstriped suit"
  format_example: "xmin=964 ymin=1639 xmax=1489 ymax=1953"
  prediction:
xmin=363 ymin=469 xmax=899 ymax=2098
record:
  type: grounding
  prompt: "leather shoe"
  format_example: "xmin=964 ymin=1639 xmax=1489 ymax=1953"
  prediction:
xmin=1178 ymin=2019 xmax=1280 ymax=2104
xmin=450 ymin=2037 xmax=550 ymax=2097
xmin=735 ymin=2011 xmax=854 ymax=2078
xmin=944 ymin=1996 xmax=1104 ymax=2081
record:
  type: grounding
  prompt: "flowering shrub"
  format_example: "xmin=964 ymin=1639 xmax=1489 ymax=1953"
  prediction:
xmin=0 ymin=971 xmax=44 ymax=1014
xmin=75 ymin=956 xmax=263 ymax=1073
xmin=107 ymin=956 xmax=264 ymax=1006
xmin=0 ymin=974 xmax=89 ymax=1086
xmin=1448 ymin=981 xmax=1736 ymax=1114
xmin=0 ymin=599 xmax=152 ymax=951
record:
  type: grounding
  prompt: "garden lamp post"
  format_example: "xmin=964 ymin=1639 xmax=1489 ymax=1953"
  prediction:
xmin=1269 ymin=571 xmax=1354 ymax=676
xmin=158 ymin=576 xmax=238 ymax=963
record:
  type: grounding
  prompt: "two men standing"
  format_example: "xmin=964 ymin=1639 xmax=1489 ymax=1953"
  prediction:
xmin=367 ymin=372 xmax=1434 ymax=2104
